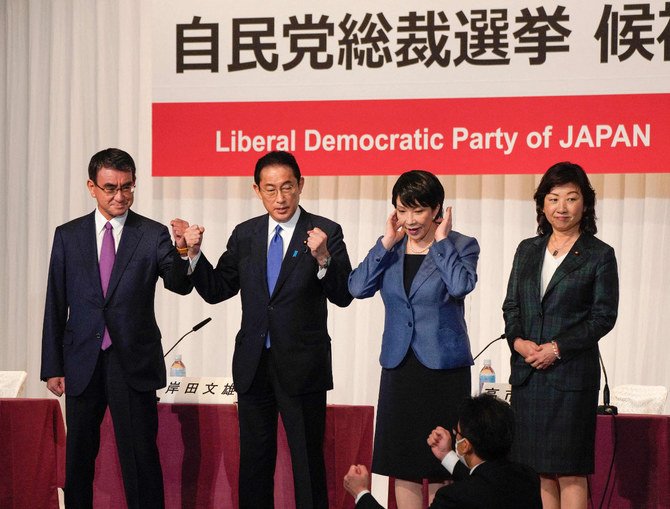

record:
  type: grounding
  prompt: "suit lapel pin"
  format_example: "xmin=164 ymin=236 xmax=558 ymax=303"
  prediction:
xmin=292 ymin=249 xmax=298 ymax=257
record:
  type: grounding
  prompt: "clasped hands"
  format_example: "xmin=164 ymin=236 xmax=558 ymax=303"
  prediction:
xmin=513 ymin=337 xmax=557 ymax=370
xmin=170 ymin=219 xmax=204 ymax=257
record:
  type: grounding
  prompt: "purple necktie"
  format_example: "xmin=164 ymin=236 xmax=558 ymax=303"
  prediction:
xmin=265 ymin=225 xmax=283 ymax=348
xmin=100 ymin=222 xmax=115 ymax=350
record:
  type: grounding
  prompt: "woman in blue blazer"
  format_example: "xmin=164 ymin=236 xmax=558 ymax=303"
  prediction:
xmin=349 ymin=171 xmax=479 ymax=509
xmin=503 ymin=162 xmax=618 ymax=509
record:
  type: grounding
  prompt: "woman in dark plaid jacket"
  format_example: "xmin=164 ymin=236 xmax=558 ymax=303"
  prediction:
xmin=503 ymin=162 xmax=619 ymax=509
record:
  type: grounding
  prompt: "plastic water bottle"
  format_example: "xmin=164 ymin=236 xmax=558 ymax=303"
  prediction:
xmin=170 ymin=354 xmax=186 ymax=377
xmin=479 ymin=359 xmax=495 ymax=394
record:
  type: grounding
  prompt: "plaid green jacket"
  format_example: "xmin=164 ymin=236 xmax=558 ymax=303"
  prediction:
xmin=503 ymin=233 xmax=619 ymax=391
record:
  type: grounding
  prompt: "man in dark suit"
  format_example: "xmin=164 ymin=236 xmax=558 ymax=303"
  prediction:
xmin=171 ymin=151 xmax=353 ymax=509
xmin=344 ymin=394 xmax=542 ymax=509
xmin=41 ymin=148 xmax=193 ymax=509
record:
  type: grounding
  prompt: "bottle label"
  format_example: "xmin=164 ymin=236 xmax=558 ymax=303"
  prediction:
xmin=170 ymin=368 xmax=186 ymax=377
xmin=479 ymin=374 xmax=496 ymax=394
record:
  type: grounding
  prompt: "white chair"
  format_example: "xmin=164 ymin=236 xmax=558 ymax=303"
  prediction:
xmin=611 ymin=384 xmax=668 ymax=414
xmin=0 ymin=371 xmax=27 ymax=397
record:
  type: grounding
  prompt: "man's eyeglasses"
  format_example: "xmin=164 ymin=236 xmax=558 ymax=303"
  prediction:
xmin=259 ymin=183 xmax=297 ymax=198
xmin=92 ymin=181 xmax=136 ymax=196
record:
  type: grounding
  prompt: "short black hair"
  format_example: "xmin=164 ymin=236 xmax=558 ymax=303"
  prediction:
xmin=88 ymin=148 xmax=136 ymax=182
xmin=391 ymin=170 xmax=444 ymax=218
xmin=457 ymin=394 xmax=515 ymax=462
xmin=254 ymin=151 xmax=301 ymax=185
xmin=534 ymin=161 xmax=597 ymax=236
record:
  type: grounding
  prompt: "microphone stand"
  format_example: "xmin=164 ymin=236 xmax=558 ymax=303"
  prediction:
xmin=158 ymin=318 xmax=212 ymax=403
xmin=597 ymin=351 xmax=618 ymax=415
xmin=473 ymin=334 xmax=506 ymax=361
xmin=164 ymin=317 xmax=212 ymax=359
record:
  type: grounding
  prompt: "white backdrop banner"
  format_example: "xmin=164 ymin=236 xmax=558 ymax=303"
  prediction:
xmin=151 ymin=0 xmax=670 ymax=175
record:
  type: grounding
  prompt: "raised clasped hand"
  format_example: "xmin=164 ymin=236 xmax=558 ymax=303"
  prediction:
xmin=183 ymin=224 xmax=205 ymax=255
xmin=170 ymin=218 xmax=189 ymax=248
xmin=306 ymin=227 xmax=330 ymax=266
xmin=343 ymin=464 xmax=369 ymax=498
xmin=426 ymin=425 xmax=452 ymax=461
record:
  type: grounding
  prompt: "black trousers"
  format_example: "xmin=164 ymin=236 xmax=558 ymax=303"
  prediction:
xmin=237 ymin=348 xmax=328 ymax=509
xmin=64 ymin=347 xmax=164 ymax=509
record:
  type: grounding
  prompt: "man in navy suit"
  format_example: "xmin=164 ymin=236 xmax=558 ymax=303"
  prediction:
xmin=172 ymin=151 xmax=353 ymax=509
xmin=344 ymin=394 xmax=542 ymax=509
xmin=40 ymin=148 xmax=193 ymax=509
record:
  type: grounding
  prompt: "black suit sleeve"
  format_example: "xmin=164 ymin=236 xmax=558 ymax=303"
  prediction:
xmin=452 ymin=460 xmax=470 ymax=481
xmin=321 ymin=223 xmax=353 ymax=308
xmin=355 ymin=492 xmax=386 ymax=509
xmin=189 ymin=226 xmax=243 ymax=304
xmin=41 ymin=228 xmax=67 ymax=380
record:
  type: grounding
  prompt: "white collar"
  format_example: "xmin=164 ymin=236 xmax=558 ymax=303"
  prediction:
xmin=268 ymin=207 xmax=301 ymax=235
xmin=94 ymin=208 xmax=128 ymax=233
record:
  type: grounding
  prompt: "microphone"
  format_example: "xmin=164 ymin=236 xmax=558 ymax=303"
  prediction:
xmin=597 ymin=351 xmax=618 ymax=415
xmin=473 ymin=334 xmax=506 ymax=361
xmin=192 ymin=317 xmax=212 ymax=332
xmin=163 ymin=318 xmax=212 ymax=358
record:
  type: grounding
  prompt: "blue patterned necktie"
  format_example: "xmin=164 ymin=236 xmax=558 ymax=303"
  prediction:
xmin=265 ymin=225 xmax=283 ymax=348
xmin=99 ymin=222 xmax=115 ymax=350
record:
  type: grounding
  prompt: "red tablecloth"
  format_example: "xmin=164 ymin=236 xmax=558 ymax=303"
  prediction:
xmin=94 ymin=403 xmax=374 ymax=508
xmin=591 ymin=414 xmax=670 ymax=508
xmin=388 ymin=414 xmax=670 ymax=509
xmin=9 ymin=399 xmax=664 ymax=508
xmin=0 ymin=398 xmax=66 ymax=509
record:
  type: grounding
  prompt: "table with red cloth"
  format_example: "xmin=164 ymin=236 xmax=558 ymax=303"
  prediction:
xmin=0 ymin=398 xmax=66 ymax=509
xmin=93 ymin=403 xmax=373 ymax=508
xmin=590 ymin=414 xmax=670 ymax=508
xmin=387 ymin=414 xmax=670 ymax=509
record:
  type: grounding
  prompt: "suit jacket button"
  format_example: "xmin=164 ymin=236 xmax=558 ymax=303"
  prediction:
xmin=408 ymin=322 xmax=413 ymax=328
xmin=96 ymin=333 xmax=101 ymax=339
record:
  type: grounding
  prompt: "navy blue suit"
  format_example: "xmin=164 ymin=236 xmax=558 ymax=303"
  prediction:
xmin=179 ymin=206 xmax=352 ymax=509
xmin=41 ymin=209 xmax=192 ymax=508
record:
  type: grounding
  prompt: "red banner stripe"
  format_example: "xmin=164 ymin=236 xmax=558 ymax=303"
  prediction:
xmin=152 ymin=94 xmax=669 ymax=176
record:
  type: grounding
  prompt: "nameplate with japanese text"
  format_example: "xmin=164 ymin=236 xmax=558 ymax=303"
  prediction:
xmin=481 ymin=382 xmax=512 ymax=403
xmin=160 ymin=376 xmax=237 ymax=404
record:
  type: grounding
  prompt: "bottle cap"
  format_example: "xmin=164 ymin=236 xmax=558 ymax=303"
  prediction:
xmin=483 ymin=359 xmax=491 ymax=366
xmin=175 ymin=354 xmax=182 ymax=361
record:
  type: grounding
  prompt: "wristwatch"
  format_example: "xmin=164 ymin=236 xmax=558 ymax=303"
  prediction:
xmin=319 ymin=256 xmax=332 ymax=270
